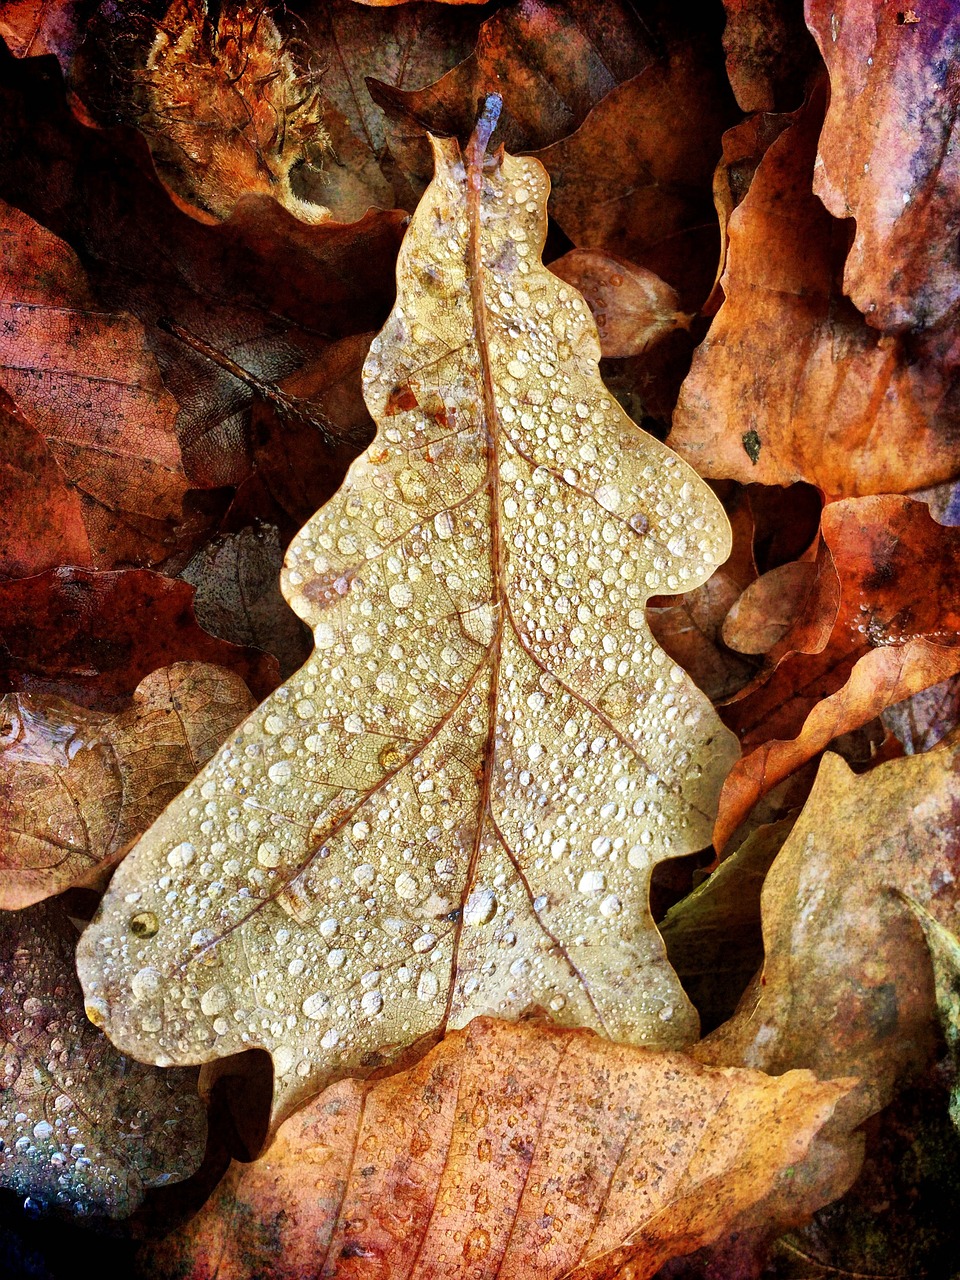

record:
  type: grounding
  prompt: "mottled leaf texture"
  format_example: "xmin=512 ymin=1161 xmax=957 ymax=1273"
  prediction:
xmin=806 ymin=0 xmax=960 ymax=331
xmin=78 ymin=127 xmax=737 ymax=1128
xmin=145 ymin=1017 xmax=851 ymax=1280
xmin=900 ymin=895 xmax=960 ymax=1133
xmin=0 ymin=901 xmax=206 ymax=1217
xmin=0 ymin=663 xmax=255 ymax=910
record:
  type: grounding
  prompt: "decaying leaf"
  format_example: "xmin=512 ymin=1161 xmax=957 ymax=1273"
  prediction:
xmin=700 ymin=740 xmax=960 ymax=1116
xmin=882 ymin=672 xmax=960 ymax=755
xmin=180 ymin=526 xmax=310 ymax=679
xmin=806 ymin=0 xmax=960 ymax=331
xmin=78 ymin=120 xmax=737 ymax=1127
xmin=0 ymin=901 xmax=206 ymax=1217
xmin=144 ymin=1016 xmax=853 ymax=1280
xmin=669 ymin=88 xmax=960 ymax=498
xmin=0 ymin=567 xmax=278 ymax=710
xmin=899 ymin=895 xmax=960 ymax=1134
xmin=715 ymin=496 xmax=960 ymax=848
xmin=0 ymin=197 xmax=193 ymax=568
xmin=720 ymin=0 xmax=819 ymax=112
xmin=549 ymin=250 xmax=692 ymax=359
xmin=142 ymin=0 xmax=332 ymax=223
xmin=0 ymin=663 xmax=255 ymax=910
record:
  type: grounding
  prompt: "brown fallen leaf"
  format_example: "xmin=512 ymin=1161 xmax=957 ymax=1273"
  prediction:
xmin=669 ymin=87 xmax=960 ymax=498
xmin=701 ymin=739 xmax=960 ymax=1115
xmin=180 ymin=526 xmax=310 ymax=679
xmin=139 ymin=0 xmax=332 ymax=223
xmin=0 ymin=567 xmax=278 ymax=710
xmin=715 ymin=496 xmax=960 ymax=848
xmin=143 ymin=1017 xmax=853 ymax=1280
xmin=0 ymin=0 xmax=81 ymax=60
xmin=0 ymin=662 xmax=255 ymax=910
xmin=881 ymin=672 xmax=960 ymax=755
xmin=536 ymin=41 xmax=736 ymax=309
xmin=0 ymin=197 xmax=193 ymax=568
xmin=0 ymin=900 xmax=206 ymax=1217
xmin=720 ymin=0 xmax=820 ymax=112
xmin=722 ymin=559 xmax=825 ymax=657
xmin=807 ymin=0 xmax=960 ymax=331
xmin=549 ymin=250 xmax=692 ymax=359
xmin=78 ymin=120 xmax=738 ymax=1129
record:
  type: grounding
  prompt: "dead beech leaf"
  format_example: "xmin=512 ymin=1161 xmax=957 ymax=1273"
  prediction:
xmin=721 ymin=0 xmax=819 ymax=112
xmin=0 ymin=900 xmax=206 ymax=1217
xmin=0 ymin=197 xmax=193 ymax=568
xmin=0 ymin=663 xmax=255 ymax=911
xmin=78 ymin=123 xmax=737 ymax=1128
xmin=722 ymin=559 xmax=823 ymax=656
xmin=142 ymin=0 xmax=332 ymax=223
xmin=806 ymin=0 xmax=960 ymax=331
xmin=549 ymin=250 xmax=692 ymax=358
xmin=670 ymin=87 xmax=960 ymax=498
xmin=700 ymin=740 xmax=960 ymax=1118
xmin=180 ymin=526 xmax=310 ymax=679
xmin=715 ymin=496 xmax=960 ymax=848
xmin=144 ymin=1017 xmax=852 ymax=1280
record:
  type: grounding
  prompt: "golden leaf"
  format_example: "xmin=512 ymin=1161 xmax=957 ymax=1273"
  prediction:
xmin=78 ymin=115 xmax=737 ymax=1129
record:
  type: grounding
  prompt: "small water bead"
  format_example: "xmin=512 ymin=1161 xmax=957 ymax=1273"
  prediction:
xmin=129 ymin=912 xmax=159 ymax=939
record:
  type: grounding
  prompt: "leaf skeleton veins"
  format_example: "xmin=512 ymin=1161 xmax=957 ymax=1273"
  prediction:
xmin=77 ymin=112 xmax=737 ymax=1130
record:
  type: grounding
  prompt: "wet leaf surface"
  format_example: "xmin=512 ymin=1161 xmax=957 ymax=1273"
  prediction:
xmin=142 ymin=1017 xmax=852 ymax=1280
xmin=77 ymin=128 xmax=737 ymax=1130
xmin=0 ymin=901 xmax=206 ymax=1218
xmin=0 ymin=663 xmax=255 ymax=910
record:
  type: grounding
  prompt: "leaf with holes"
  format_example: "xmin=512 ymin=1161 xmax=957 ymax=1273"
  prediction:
xmin=77 ymin=115 xmax=737 ymax=1131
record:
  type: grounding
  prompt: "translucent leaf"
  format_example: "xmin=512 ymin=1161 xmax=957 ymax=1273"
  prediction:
xmin=78 ymin=123 xmax=737 ymax=1128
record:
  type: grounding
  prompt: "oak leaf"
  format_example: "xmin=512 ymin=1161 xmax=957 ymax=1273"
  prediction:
xmin=715 ymin=496 xmax=960 ymax=848
xmin=78 ymin=124 xmax=737 ymax=1128
xmin=0 ymin=901 xmax=206 ymax=1217
xmin=806 ymin=0 xmax=960 ymax=331
xmin=143 ymin=1017 xmax=853 ymax=1280
xmin=669 ymin=88 xmax=960 ymax=499
xmin=0 ymin=663 xmax=255 ymax=910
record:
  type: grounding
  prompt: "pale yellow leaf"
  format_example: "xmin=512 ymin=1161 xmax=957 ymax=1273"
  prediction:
xmin=78 ymin=129 xmax=737 ymax=1129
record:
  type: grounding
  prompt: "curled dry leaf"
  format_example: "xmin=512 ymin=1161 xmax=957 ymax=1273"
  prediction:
xmin=715 ymin=497 xmax=960 ymax=848
xmin=700 ymin=740 xmax=960 ymax=1118
xmin=900 ymin=894 xmax=960 ymax=1135
xmin=0 ymin=0 xmax=82 ymax=61
xmin=806 ymin=0 xmax=960 ymax=331
xmin=0 ymin=901 xmax=206 ymax=1217
xmin=549 ymin=250 xmax=692 ymax=359
xmin=78 ymin=125 xmax=737 ymax=1128
xmin=142 ymin=0 xmax=332 ymax=223
xmin=670 ymin=88 xmax=960 ymax=498
xmin=145 ymin=1016 xmax=853 ymax=1280
xmin=0 ymin=567 xmax=278 ymax=711
xmin=722 ymin=559 xmax=823 ymax=656
xmin=0 ymin=663 xmax=255 ymax=911
xmin=0 ymin=198 xmax=192 ymax=569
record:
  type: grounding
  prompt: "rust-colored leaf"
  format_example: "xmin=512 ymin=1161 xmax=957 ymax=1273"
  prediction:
xmin=0 ymin=900 xmax=206 ymax=1217
xmin=536 ymin=42 xmax=736 ymax=308
xmin=721 ymin=0 xmax=820 ymax=112
xmin=0 ymin=663 xmax=255 ymax=910
xmin=549 ymin=250 xmax=692 ymax=359
xmin=806 ymin=0 xmax=960 ymax=331
xmin=0 ymin=567 xmax=277 ymax=710
xmin=715 ymin=496 xmax=960 ymax=848
xmin=0 ymin=197 xmax=193 ymax=569
xmin=669 ymin=87 xmax=960 ymax=498
xmin=78 ymin=125 xmax=737 ymax=1129
xmin=144 ymin=1017 xmax=852 ymax=1280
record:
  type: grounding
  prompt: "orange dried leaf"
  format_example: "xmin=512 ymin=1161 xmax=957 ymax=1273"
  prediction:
xmin=145 ymin=1017 xmax=852 ymax=1280
xmin=0 ymin=900 xmax=206 ymax=1217
xmin=549 ymin=250 xmax=692 ymax=359
xmin=0 ymin=198 xmax=193 ymax=568
xmin=0 ymin=663 xmax=255 ymax=910
xmin=78 ymin=129 xmax=737 ymax=1128
xmin=807 ymin=0 xmax=960 ymax=331
xmin=715 ymin=496 xmax=960 ymax=848
xmin=670 ymin=89 xmax=960 ymax=498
